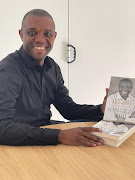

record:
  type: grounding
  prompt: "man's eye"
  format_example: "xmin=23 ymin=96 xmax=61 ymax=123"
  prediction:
xmin=27 ymin=31 xmax=36 ymax=36
xmin=44 ymin=32 xmax=53 ymax=37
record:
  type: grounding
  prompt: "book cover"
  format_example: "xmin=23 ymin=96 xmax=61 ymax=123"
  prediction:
xmin=104 ymin=76 xmax=135 ymax=124
xmin=91 ymin=76 xmax=135 ymax=147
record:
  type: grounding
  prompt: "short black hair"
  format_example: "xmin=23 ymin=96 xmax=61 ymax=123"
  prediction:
xmin=21 ymin=9 xmax=55 ymax=30
xmin=119 ymin=78 xmax=133 ymax=88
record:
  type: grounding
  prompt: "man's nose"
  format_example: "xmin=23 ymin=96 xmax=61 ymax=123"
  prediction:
xmin=35 ymin=34 xmax=46 ymax=43
xmin=122 ymin=87 xmax=128 ymax=91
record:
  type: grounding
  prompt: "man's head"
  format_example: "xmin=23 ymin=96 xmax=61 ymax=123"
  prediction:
xmin=19 ymin=9 xmax=57 ymax=66
xmin=118 ymin=78 xmax=133 ymax=100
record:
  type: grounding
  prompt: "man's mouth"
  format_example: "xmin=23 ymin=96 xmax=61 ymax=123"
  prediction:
xmin=34 ymin=47 xmax=46 ymax=50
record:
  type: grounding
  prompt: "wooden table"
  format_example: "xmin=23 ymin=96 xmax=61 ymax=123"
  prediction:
xmin=0 ymin=122 xmax=135 ymax=180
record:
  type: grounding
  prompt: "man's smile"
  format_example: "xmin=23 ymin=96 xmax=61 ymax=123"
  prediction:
xmin=34 ymin=46 xmax=45 ymax=50
xmin=33 ymin=46 xmax=48 ymax=54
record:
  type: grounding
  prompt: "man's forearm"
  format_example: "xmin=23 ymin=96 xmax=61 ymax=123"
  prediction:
xmin=0 ymin=119 xmax=60 ymax=146
xmin=56 ymin=103 xmax=103 ymax=120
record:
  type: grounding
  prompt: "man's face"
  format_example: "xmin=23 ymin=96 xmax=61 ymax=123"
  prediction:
xmin=119 ymin=81 xmax=133 ymax=100
xmin=19 ymin=15 xmax=57 ymax=66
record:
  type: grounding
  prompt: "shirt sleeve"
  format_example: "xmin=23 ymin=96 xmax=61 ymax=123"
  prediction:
xmin=53 ymin=65 xmax=103 ymax=120
xmin=0 ymin=62 xmax=60 ymax=146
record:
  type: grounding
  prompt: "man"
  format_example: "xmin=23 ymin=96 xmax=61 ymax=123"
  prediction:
xmin=0 ymin=9 xmax=107 ymax=147
xmin=104 ymin=78 xmax=135 ymax=122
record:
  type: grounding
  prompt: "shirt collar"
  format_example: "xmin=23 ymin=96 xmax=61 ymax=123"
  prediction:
xmin=116 ymin=92 xmax=123 ymax=99
xmin=18 ymin=46 xmax=52 ymax=70
xmin=117 ymin=91 xmax=130 ymax=100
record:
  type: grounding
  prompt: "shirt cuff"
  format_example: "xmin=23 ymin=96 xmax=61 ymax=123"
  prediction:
xmin=42 ymin=128 xmax=61 ymax=145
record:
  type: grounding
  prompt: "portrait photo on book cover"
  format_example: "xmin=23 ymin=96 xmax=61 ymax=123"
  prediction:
xmin=104 ymin=76 xmax=135 ymax=124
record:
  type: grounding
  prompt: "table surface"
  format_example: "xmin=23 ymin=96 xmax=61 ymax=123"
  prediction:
xmin=0 ymin=122 xmax=135 ymax=180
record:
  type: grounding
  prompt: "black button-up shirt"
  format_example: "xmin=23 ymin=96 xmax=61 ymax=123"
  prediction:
xmin=0 ymin=46 xmax=103 ymax=145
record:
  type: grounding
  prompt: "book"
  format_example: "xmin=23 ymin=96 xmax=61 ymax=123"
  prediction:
xmin=91 ymin=76 xmax=135 ymax=147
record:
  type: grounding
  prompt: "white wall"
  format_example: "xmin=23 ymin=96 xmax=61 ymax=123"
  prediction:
xmin=69 ymin=0 xmax=135 ymax=107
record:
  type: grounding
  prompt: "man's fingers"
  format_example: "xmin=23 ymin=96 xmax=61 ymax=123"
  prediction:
xmin=101 ymin=88 xmax=109 ymax=114
xmin=81 ymin=127 xmax=102 ymax=133
xmin=106 ymin=88 xmax=109 ymax=96
xmin=79 ymin=127 xmax=104 ymax=145
xmin=80 ymin=131 xmax=104 ymax=143
xmin=82 ymin=131 xmax=103 ymax=142
xmin=79 ymin=139 xmax=102 ymax=147
xmin=80 ymin=140 xmax=96 ymax=147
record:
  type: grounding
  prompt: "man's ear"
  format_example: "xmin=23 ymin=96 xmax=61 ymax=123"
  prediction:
xmin=54 ymin=32 xmax=57 ymax=39
xmin=19 ymin=29 xmax=23 ymax=41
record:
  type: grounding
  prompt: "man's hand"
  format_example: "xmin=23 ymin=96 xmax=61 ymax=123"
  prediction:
xmin=58 ymin=127 xmax=104 ymax=147
xmin=101 ymin=88 xmax=109 ymax=114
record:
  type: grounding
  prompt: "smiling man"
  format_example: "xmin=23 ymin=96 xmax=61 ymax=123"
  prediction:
xmin=19 ymin=11 xmax=57 ymax=66
xmin=0 ymin=9 xmax=107 ymax=147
